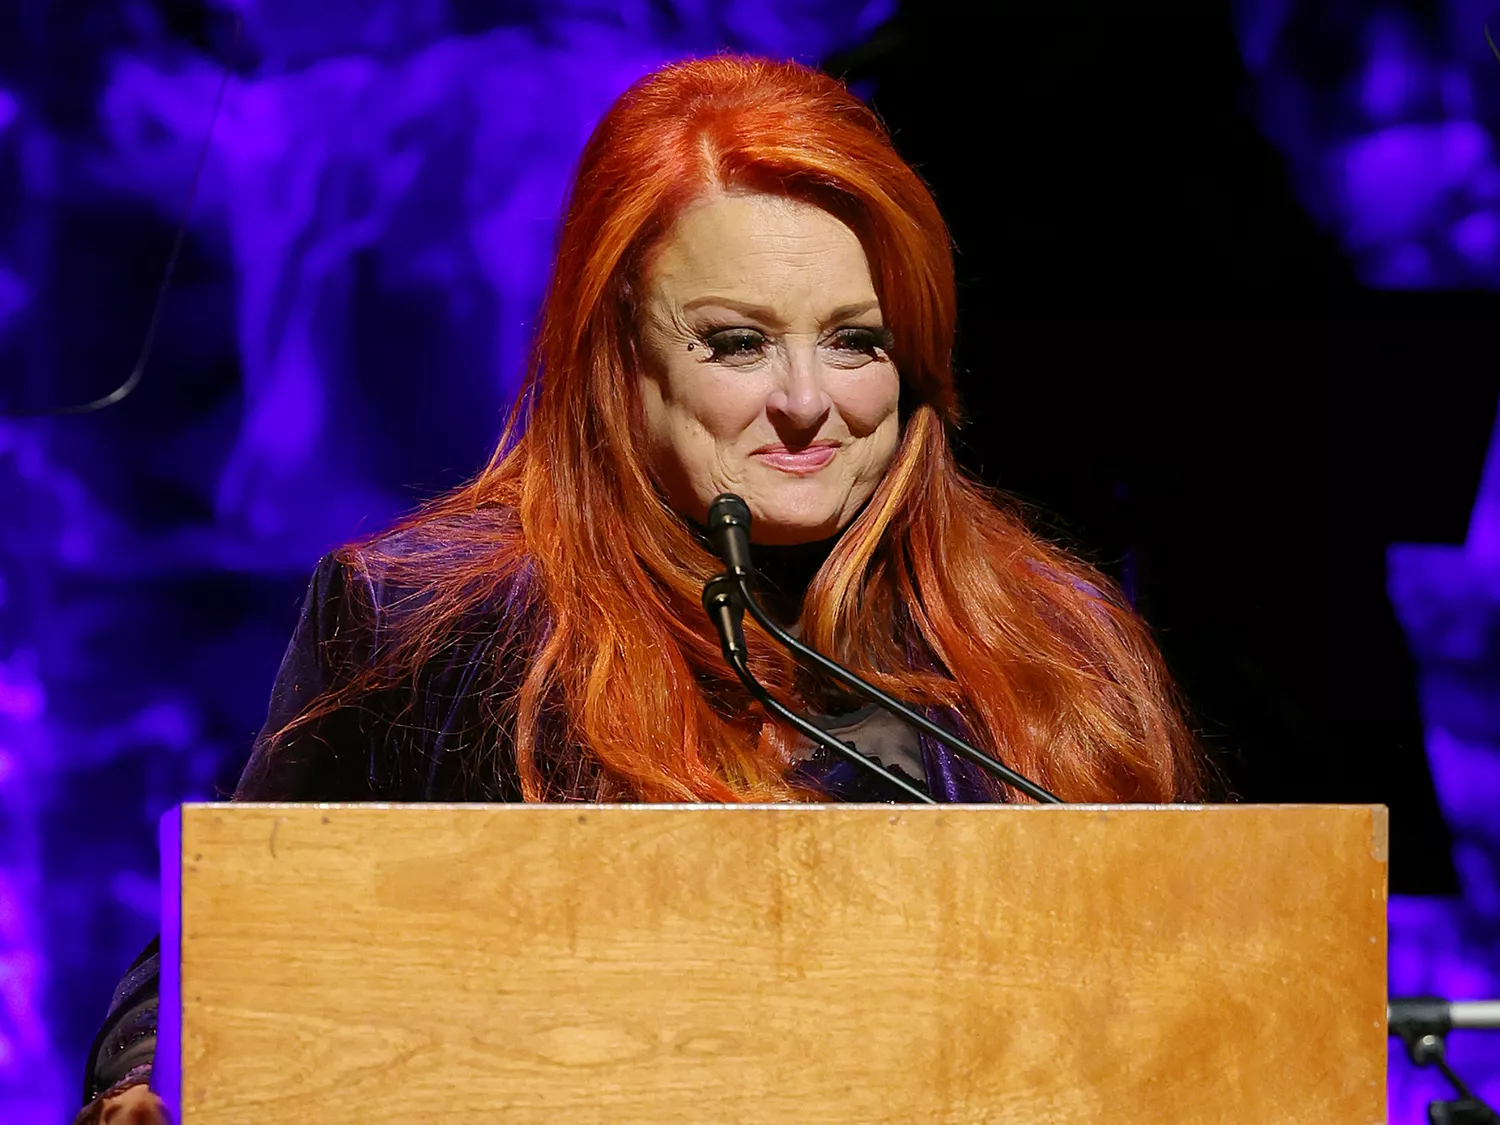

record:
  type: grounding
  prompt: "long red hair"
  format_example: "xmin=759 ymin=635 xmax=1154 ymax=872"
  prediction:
xmin=283 ymin=54 xmax=1203 ymax=803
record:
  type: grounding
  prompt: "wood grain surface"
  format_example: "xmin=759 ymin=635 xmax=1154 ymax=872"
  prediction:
xmin=173 ymin=803 xmax=1387 ymax=1123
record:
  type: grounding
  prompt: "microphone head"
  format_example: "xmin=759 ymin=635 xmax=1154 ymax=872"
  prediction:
xmin=701 ymin=573 xmax=747 ymax=661
xmin=705 ymin=494 xmax=755 ymax=576
xmin=707 ymin=494 xmax=751 ymax=533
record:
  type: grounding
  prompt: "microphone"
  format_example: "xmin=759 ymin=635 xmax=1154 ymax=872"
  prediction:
xmin=703 ymin=494 xmax=1063 ymax=804
xmin=701 ymin=573 xmax=748 ymax=663
xmin=702 ymin=574 xmax=935 ymax=803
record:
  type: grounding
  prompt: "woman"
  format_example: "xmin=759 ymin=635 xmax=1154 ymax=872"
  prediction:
xmin=78 ymin=53 xmax=1202 ymax=1123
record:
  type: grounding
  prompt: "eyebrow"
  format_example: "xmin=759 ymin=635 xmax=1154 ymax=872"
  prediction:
xmin=679 ymin=296 xmax=882 ymax=327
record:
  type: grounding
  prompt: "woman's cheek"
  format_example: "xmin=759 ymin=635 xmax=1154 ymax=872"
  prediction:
xmin=691 ymin=378 xmax=769 ymax=442
xmin=860 ymin=417 xmax=902 ymax=480
xmin=831 ymin=369 xmax=900 ymax=435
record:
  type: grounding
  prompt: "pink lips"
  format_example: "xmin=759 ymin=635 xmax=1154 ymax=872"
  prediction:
xmin=751 ymin=442 xmax=839 ymax=474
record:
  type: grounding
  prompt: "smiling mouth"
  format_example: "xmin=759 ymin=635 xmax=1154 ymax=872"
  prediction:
xmin=751 ymin=443 xmax=840 ymax=474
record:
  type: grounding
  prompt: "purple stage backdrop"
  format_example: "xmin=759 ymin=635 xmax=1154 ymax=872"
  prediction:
xmin=1238 ymin=0 xmax=1500 ymax=1114
xmin=0 ymin=0 xmax=1496 ymax=1121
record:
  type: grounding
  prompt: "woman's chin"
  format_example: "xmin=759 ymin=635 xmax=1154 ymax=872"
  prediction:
xmin=743 ymin=498 xmax=850 ymax=546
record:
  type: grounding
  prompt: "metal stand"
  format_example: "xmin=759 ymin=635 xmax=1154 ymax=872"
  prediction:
xmin=1390 ymin=997 xmax=1500 ymax=1125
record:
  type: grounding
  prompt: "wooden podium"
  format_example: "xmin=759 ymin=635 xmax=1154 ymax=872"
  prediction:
xmin=157 ymin=803 xmax=1387 ymax=1123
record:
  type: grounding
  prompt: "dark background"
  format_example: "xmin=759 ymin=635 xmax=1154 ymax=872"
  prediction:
xmin=833 ymin=0 xmax=1499 ymax=894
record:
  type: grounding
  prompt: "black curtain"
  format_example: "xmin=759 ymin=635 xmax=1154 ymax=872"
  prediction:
xmin=831 ymin=0 xmax=1500 ymax=894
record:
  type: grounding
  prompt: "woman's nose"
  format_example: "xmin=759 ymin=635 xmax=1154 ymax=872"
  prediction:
xmin=765 ymin=345 xmax=832 ymax=430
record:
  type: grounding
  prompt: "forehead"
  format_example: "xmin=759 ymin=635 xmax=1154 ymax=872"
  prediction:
xmin=645 ymin=191 xmax=878 ymax=312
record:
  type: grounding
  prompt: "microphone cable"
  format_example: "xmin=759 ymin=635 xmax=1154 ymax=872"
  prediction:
xmin=703 ymin=573 xmax=936 ymax=803
xmin=0 ymin=11 xmax=242 ymax=418
xmin=701 ymin=493 xmax=1061 ymax=804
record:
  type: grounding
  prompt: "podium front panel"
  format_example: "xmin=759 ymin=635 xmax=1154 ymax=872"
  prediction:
xmin=161 ymin=803 xmax=1386 ymax=1124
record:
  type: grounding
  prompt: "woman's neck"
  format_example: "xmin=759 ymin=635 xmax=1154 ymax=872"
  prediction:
xmin=747 ymin=533 xmax=842 ymax=627
xmin=681 ymin=514 xmax=843 ymax=627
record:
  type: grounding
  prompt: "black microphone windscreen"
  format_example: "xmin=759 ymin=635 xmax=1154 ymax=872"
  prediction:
xmin=706 ymin=494 xmax=755 ymax=576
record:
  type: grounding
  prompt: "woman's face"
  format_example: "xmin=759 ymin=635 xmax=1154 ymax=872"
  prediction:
xmin=637 ymin=191 xmax=902 ymax=546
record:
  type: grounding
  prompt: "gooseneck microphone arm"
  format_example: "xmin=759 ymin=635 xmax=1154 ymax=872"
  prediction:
xmin=703 ymin=576 xmax=936 ymax=803
xmin=704 ymin=494 xmax=1064 ymax=805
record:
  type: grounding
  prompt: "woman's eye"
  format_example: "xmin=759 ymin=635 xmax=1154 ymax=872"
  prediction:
xmin=701 ymin=329 xmax=768 ymax=364
xmin=827 ymin=327 xmax=893 ymax=358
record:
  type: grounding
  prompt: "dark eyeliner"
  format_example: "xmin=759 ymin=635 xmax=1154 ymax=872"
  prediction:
xmin=697 ymin=325 xmax=767 ymax=362
xmin=830 ymin=326 xmax=895 ymax=353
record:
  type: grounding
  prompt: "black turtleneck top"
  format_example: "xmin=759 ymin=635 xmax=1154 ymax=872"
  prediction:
xmin=744 ymin=532 xmax=929 ymax=785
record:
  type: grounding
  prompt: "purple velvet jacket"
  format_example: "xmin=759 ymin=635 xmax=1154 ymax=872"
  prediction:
xmin=78 ymin=544 xmax=1000 ymax=1117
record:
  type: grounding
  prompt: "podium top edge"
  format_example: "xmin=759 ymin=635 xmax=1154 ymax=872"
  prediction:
xmin=171 ymin=802 xmax=1389 ymax=813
